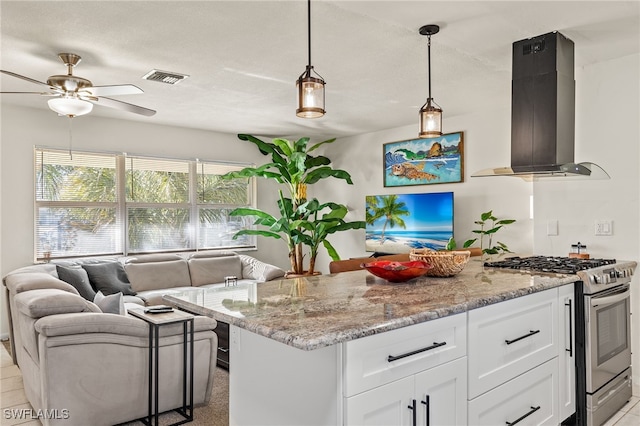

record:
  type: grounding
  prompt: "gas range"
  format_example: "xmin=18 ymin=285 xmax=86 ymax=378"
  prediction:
xmin=484 ymin=255 xmax=636 ymax=294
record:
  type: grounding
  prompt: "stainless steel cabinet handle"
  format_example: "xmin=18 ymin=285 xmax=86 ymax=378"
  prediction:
xmin=388 ymin=341 xmax=447 ymax=362
xmin=505 ymin=406 xmax=540 ymax=425
xmin=505 ymin=330 xmax=540 ymax=345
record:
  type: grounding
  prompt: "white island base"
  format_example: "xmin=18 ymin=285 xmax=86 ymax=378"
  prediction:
xmin=229 ymin=325 xmax=342 ymax=425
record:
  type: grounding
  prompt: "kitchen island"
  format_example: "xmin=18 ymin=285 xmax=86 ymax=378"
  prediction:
xmin=165 ymin=259 xmax=580 ymax=425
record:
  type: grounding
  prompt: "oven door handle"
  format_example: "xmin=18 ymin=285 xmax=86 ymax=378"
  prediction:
xmin=591 ymin=288 xmax=630 ymax=308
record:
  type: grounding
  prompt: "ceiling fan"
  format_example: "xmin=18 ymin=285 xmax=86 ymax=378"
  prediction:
xmin=0 ymin=52 xmax=156 ymax=117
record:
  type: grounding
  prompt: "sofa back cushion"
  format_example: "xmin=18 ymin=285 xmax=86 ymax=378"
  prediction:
xmin=188 ymin=252 xmax=243 ymax=286
xmin=125 ymin=254 xmax=191 ymax=292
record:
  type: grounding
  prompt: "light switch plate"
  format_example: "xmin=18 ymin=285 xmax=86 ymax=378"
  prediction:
xmin=547 ymin=220 xmax=559 ymax=236
xmin=595 ymin=220 xmax=613 ymax=236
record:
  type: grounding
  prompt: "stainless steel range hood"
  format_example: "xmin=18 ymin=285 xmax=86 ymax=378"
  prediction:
xmin=472 ymin=31 xmax=609 ymax=180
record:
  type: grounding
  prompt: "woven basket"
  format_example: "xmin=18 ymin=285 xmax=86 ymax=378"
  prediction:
xmin=409 ymin=249 xmax=471 ymax=277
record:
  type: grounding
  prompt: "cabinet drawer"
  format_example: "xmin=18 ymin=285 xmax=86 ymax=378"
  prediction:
xmin=343 ymin=313 xmax=466 ymax=397
xmin=468 ymin=358 xmax=559 ymax=425
xmin=468 ymin=288 xmax=558 ymax=398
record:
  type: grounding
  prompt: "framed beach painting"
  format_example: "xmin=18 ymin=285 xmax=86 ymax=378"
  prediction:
xmin=383 ymin=131 xmax=464 ymax=187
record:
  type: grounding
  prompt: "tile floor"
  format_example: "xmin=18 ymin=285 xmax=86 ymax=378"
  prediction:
xmin=1 ymin=341 xmax=639 ymax=425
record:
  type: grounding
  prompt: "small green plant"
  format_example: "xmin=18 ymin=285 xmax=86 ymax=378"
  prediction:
xmin=445 ymin=210 xmax=516 ymax=256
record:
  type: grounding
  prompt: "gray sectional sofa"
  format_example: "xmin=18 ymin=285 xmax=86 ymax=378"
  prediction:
xmin=3 ymin=251 xmax=285 ymax=426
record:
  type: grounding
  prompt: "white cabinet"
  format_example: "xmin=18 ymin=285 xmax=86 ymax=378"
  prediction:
xmin=344 ymin=313 xmax=466 ymax=397
xmin=345 ymin=357 xmax=467 ymax=426
xmin=415 ymin=357 xmax=468 ymax=426
xmin=558 ymin=284 xmax=576 ymax=422
xmin=468 ymin=288 xmax=559 ymax=398
xmin=468 ymin=358 xmax=559 ymax=425
xmin=343 ymin=313 xmax=467 ymax=426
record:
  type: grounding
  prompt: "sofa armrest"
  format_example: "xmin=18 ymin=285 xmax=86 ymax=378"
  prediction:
xmin=35 ymin=312 xmax=217 ymax=338
xmin=239 ymin=255 xmax=286 ymax=281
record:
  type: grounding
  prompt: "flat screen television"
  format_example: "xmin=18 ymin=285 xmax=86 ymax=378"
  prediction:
xmin=365 ymin=191 xmax=454 ymax=254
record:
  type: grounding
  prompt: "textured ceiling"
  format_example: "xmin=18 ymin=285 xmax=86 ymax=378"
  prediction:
xmin=1 ymin=1 xmax=639 ymax=139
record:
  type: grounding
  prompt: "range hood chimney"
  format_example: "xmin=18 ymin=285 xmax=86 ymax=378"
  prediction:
xmin=472 ymin=31 xmax=609 ymax=180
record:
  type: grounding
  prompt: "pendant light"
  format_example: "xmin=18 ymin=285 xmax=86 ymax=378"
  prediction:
xmin=418 ymin=24 xmax=443 ymax=138
xmin=296 ymin=0 xmax=325 ymax=118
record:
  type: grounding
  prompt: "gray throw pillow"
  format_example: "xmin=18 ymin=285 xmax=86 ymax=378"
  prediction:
xmin=94 ymin=291 xmax=125 ymax=315
xmin=56 ymin=265 xmax=97 ymax=301
xmin=82 ymin=262 xmax=136 ymax=296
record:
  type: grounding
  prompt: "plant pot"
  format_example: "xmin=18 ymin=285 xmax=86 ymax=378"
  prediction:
xmin=284 ymin=271 xmax=322 ymax=279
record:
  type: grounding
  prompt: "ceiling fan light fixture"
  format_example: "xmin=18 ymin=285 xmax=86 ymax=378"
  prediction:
xmin=418 ymin=24 xmax=443 ymax=138
xmin=296 ymin=0 xmax=325 ymax=118
xmin=48 ymin=97 xmax=93 ymax=117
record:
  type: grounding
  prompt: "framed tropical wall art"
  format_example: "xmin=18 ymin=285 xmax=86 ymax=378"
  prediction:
xmin=383 ymin=131 xmax=464 ymax=187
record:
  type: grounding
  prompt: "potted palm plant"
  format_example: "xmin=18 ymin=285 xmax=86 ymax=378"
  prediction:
xmin=221 ymin=134 xmax=365 ymax=275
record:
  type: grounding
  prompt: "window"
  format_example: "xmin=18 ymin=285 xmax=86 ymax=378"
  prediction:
xmin=35 ymin=148 xmax=255 ymax=261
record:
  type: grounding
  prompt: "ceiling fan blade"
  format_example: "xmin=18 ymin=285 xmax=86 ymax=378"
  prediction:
xmin=87 ymin=96 xmax=156 ymax=116
xmin=0 ymin=91 xmax=59 ymax=96
xmin=81 ymin=84 xmax=144 ymax=97
xmin=1 ymin=70 xmax=63 ymax=93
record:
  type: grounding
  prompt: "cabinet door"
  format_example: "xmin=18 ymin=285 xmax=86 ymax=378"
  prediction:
xmin=415 ymin=357 xmax=467 ymax=426
xmin=345 ymin=376 xmax=414 ymax=426
xmin=558 ymin=284 xmax=576 ymax=422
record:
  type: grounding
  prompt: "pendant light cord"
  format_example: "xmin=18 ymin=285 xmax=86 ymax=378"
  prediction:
xmin=307 ymin=0 xmax=312 ymax=67
xmin=427 ymin=34 xmax=432 ymax=99
xmin=68 ymin=116 xmax=73 ymax=160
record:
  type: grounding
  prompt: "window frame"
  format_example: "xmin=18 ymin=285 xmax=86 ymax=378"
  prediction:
xmin=34 ymin=147 xmax=256 ymax=261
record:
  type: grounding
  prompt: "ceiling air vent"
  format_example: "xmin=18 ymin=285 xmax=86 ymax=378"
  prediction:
xmin=142 ymin=69 xmax=189 ymax=85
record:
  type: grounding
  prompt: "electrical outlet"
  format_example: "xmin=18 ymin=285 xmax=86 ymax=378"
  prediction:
xmin=595 ymin=220 xmax=613 ymax=236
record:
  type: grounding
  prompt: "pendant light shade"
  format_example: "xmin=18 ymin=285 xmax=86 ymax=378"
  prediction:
xmin=418 ymin=24 xmax=443 ymax=138
xmin=296 ymin=0 xmax=325 ymax=118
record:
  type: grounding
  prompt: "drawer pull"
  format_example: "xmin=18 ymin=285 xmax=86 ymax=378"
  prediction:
xmin=388 ymin=341 xmax=446 ymax=362
xmin=218 ymin=347 xmax=229 ymax=353
xmin=505 ymin=329 xmax=540 ymax=345
xmin=505 ymin=405 xmax=540 ymax=425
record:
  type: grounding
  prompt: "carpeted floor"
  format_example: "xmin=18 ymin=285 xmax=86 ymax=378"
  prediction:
xmin=2 ymin=340 xmax=229 ymax=426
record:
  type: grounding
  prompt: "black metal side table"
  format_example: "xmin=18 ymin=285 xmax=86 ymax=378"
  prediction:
xmin=129 ymin=308 xmax=195 ymax=426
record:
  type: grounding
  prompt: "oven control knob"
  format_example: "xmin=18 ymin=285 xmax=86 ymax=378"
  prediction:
xmin=592 ymin=274 xmax=601 ymax=284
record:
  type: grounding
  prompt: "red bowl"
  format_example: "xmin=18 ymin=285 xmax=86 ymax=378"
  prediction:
xmin=361 ymin=260 xmax=433 ymax=283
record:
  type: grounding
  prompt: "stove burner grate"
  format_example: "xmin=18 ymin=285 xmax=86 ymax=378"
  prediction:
xmin=484 ymin=256 xmax=616 ymax=274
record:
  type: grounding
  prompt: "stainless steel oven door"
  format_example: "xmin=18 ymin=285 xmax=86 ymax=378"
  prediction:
xmin=585 ymin=283 xmax=631 ymax=393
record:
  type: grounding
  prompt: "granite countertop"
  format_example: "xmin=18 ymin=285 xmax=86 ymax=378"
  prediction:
xmin=164 ymin=259 xmax=579 ymax=351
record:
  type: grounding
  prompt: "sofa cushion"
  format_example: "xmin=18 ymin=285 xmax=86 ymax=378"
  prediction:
xmin=94 ymin=291 xmax=125 ymax=315
xmin=56 ymin=265 xmax=97 ymax=301
xmin=4 ymin=272 xmax=79 ymax=296
xmin=239 ymin=254 xmax=286 ymax=281
xmin=135 ymin=286 xmax=196 ymax=306
xmin=124 ymin=254 xmax=191 ymax=292
xmin=82 ymin=262 xmax=136 ymax=296
xmin=15 ymin=289 xmax=100 ymax=319
xmin=188 ymin=254 xmax=243 ymax=286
